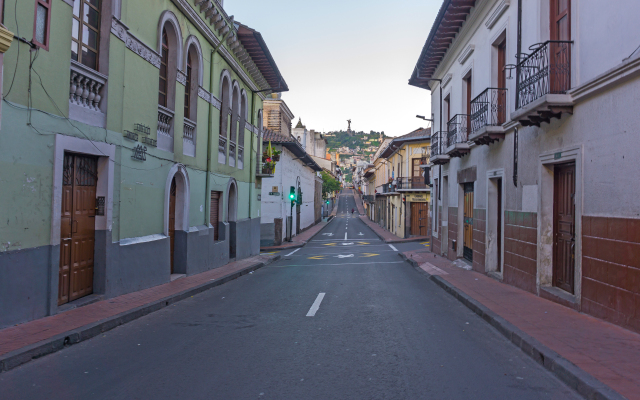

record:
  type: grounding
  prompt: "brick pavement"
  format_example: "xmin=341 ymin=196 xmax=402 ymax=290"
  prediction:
xmin=0 ymin=253 xmax=278 ymax=362
xmin=404 ymin=248 xmax=640 ymax=400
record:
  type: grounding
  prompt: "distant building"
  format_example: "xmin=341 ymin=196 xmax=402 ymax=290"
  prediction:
xmin=263 ymin=93 xmax=294 ymax=136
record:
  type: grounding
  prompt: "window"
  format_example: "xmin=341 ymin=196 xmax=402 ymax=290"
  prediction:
xmin=72 ymin=0 xmax=100 ymax=69
xmin=159 ymin=29 xmax=169 ymax=107
xmin=184 ymin=53 xmax=192 ymax=118
xmin=412 ymin=159 xmax=421 ymax=178
xmin=33 ymin=0 xmax=52 ymax=50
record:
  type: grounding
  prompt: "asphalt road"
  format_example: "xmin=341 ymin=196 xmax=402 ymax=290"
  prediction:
xmin=0 ymin=191 xmax=580 ymax=399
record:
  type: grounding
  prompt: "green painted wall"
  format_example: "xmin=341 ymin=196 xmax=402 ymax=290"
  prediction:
xmin=0 ymin=0 xmax=269 ymax=250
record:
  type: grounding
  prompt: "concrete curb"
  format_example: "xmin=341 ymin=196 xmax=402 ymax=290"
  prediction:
xmin=0 ymin=255 xmax=281 ymax=374
xmin=397 ymin=252 xmax=626 ymax=400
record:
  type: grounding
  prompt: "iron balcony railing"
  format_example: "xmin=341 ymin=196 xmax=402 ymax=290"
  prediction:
xmin=381 ymin=182 xmax=396 ymax=193
xmin=470 ymin=88 xmax=508 ymax=132
xmin=516 ymin=40 xmax=573 ymax=109
xmin=447 ymin=114 xmax=469 ymax=147
xmin=396 ymin=176 xmax=430 ymax=190
xmin=362 ymin=195 xmax=375 ymax=203
xmin=431 ymin=131 xmax=446 ymax=156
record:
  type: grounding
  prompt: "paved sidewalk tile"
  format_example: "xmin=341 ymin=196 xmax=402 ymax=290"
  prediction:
xmin=404 ymin=249 xmax=640 ymax=400
xmin=0 ymin=253 xmax=278 ymax=359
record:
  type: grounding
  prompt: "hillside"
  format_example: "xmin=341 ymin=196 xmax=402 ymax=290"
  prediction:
xmin=325 ymin=130 xmax=390 ymax=160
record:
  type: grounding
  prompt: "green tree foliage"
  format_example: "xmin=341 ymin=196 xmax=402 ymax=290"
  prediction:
xmin=321 ymin=171 xmax=341 ymax=198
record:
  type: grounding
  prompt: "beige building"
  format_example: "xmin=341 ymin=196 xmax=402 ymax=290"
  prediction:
xmin=263 ymin=93 xmax=294 ymax=136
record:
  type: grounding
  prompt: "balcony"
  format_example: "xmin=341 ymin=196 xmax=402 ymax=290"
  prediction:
xmin=256 ymin=162 xmax=275 ymax=178
xmin=446 ymin=114 xmax=471 ymax=157
xmin=376 ymin=183 xmax=397 ymax=195
xmin=430 ymin=131 xmax=450 ymax=165
xmin=69 ymin=60 xmax=107 ymax=128
xmin=362 ymin=195 xmax=375 ymax=203
xmin=469 ymin=88 xmax=507 ymax=145
xmin=157 ymin=106 xmax=174 ymax=152
xmin=396 ymin=177 xmax=430 ymax=191
xmin=511 ymin=40 xmax=574 ymax=126
xmin=183 ymin=118 xmax=196 ymax=157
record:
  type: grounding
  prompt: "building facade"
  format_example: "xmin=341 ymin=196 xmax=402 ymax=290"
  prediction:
xmin=0 ymin=0 xmax=287 ymax=328
xmin=263 ymin=92 xmax=294 ymax=137
xmin=410 ymin=0 xmax=640 ymax=332
xmin=260 ymin=130 xmax=321 ymax=246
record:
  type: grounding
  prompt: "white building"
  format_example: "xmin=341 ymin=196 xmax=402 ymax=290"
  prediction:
xmin=410 ymin=0 xmax=640 ymax=332
xmin=260 ymin=130 xmax=322 ymax=246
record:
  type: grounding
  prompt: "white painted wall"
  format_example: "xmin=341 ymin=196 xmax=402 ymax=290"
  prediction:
xmin=260 ymin=146 xmax=317 ymax=241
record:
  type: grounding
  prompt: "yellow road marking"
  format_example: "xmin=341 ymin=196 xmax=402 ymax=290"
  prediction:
xmin=323 ymin=243 xmax=337 ymax=246
xmin=357 ymin=242 xmax=370 ymax=245
xmin=420 ymin=242 xmax=430 ymax=245
xmin=309 ymin=255 xmax=326 ymax=260
xmin=361 ymin=253 xmax=379 ymax=257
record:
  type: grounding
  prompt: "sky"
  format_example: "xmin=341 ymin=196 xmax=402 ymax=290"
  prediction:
xmin=226 ymin=0 xmax=442 ymax=137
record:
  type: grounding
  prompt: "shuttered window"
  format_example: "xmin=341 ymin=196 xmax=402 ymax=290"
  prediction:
xmin=210 ymin=191 xmax=222 ymax=240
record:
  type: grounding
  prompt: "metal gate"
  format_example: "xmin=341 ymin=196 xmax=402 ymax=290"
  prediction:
xmin=553 ymin=162 xmax=575 ymax=293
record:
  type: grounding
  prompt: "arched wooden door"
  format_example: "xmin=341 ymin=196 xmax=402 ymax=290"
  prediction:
xmin=169 ymin=177 xmax=176 ymax=274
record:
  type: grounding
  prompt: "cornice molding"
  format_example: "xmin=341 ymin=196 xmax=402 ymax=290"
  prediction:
xmin=458 ymin=44 xmax=475 ymax=64
xmin=111 ymin=17 xmax=161 ymax=69
xmin=569 ymin=55 xmax=640 ymax=104
xmin=485 ymin=0 xmax=510 ymax=29
xmin=177 ymin=70 xmax=187 ymax=86
xmin=198 ymin=86 xmax=222 ymax=109
xmin=442 ymin=73 xmax=453 ymax=88
xmin=171 ymin=0 xmax=267 ymax=93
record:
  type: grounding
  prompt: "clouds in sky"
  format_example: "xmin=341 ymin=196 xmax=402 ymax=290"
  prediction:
xmin=226 ymin=0 xmax=441 ymax=137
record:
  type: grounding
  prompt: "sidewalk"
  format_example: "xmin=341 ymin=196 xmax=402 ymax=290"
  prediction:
xmin=358 ymin=215 xmax=430 ymax=243
xmin=0 ymin=253 xmax=280 ymax=373
xmin=402 ymin=248 xmax=639 ymax=400
xmin=260 ymin=219 xmax=331 ymax=251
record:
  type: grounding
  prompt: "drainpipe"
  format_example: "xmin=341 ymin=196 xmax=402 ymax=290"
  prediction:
xmin=515 ymin=0 xmax=522 ymax=109
xmin=205 ymin=30 xmax=232 ymax=226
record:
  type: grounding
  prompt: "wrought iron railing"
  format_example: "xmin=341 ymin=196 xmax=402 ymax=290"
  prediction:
xmin=447 ymin=114 xmax=469 ymax=147
xmin=516 ymin=40 xmax=572 ymax=109
xmin=396 ymin=177 xmax=429 ymax=190
xmin=431 ymin=131 xmax=446 ymax=156
xmin=362 ymin=195 xmax=375 ymax=203
xmin=470 ymin=88 xmax=507 ymax=132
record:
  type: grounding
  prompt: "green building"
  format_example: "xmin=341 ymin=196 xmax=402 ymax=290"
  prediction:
xmin=0 ymin=0 xmax=287 ymax=328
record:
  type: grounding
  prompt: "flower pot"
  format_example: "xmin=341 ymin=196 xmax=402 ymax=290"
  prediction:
xmin=0 ymin=25 xmax=14 ymax=53
xmin=272 ymin=154 xmax=280 ymax=162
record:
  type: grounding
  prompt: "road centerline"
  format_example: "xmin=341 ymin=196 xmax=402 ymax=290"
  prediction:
xmin=306 ymin=293 xmax=326 ymax=317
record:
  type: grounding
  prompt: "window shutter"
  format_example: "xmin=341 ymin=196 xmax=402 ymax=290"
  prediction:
xmin=210 ymin=191 xmax=221 ymax=240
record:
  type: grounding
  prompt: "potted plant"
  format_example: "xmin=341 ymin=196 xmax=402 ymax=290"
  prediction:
xmin=262 ymin=160 xmax=276 ymax=174
xmin=272 ymin=149 xmax=281 ymax=162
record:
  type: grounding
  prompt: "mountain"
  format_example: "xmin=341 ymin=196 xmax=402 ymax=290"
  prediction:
xmin=325 ymin=130 xmax=390 ymax=160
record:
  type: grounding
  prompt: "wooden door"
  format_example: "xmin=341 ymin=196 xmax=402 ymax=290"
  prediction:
xmin=497 ymin=40 xmax=507 ymax=124
xmin=550 ymin=0 xmax=571 ymax=93
xmin=497 ymin=178 xmax=503 ymax=272
xmin=169 ymin=178 xmax=176 ymax=274
xmin=463 ymin=183 xmax=474 ymax=262
xmin=553 ymin=163 xmax=575 ymax=293
xmin=58 ymin=153 xmax=97 ymax=305
xmin=411 ymin=202 xmax=429 ymax=236
xmin=210 ymin=191 xmax=220 ymax=241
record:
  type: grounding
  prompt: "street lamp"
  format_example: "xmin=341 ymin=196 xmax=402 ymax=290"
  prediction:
xmin=416 ymin=115 xmax=434 ymax=122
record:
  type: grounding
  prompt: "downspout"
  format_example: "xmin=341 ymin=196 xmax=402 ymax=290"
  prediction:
xmin=249 ymin=90 xmax=255 ymax=219
xmin=516 ymin=0 xmax=522 ymax=109
xmin=205 ymin=30 xmax=232 ymax=226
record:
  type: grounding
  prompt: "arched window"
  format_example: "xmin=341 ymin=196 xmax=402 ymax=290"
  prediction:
xmin=156 ymin=15 xmax=181 ymax=153
xmin=229 ymin=84 xmax=240 ymax=168
xmin=159 ymin=29 xmax=169 ymax=107
xmin=218 ymin=73 xmax=231 ymax=164
xmin=184 ymin=52 xmax=192 ymax=117
xmin=238 ymin=91 xmax=247 ymax=169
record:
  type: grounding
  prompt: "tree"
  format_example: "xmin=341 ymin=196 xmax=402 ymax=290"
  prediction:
xmin=321 ymin=171 xmax=341 ymax=198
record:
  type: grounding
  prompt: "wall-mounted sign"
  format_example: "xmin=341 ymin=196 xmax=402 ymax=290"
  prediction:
xmin=132 ymin=145 xmax=147 ymax=161
xmin=269 ymin=192 xmax=280 ymax=196
xmin=257 ymin=194 xmax=261 ymax=201
xmin=406 ymin=193 xmax=431 ymax=203
xmin=272 ymin=186 xmax=279 ymax=192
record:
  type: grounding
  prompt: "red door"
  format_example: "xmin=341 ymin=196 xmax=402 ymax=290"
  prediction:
xmin=497 ymin=40 xmax=507 ymax=124
xmin=553 ymin=162 xmax=575 ymax=293
xmin=59 ymin=153 xmax=97 ymax=305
